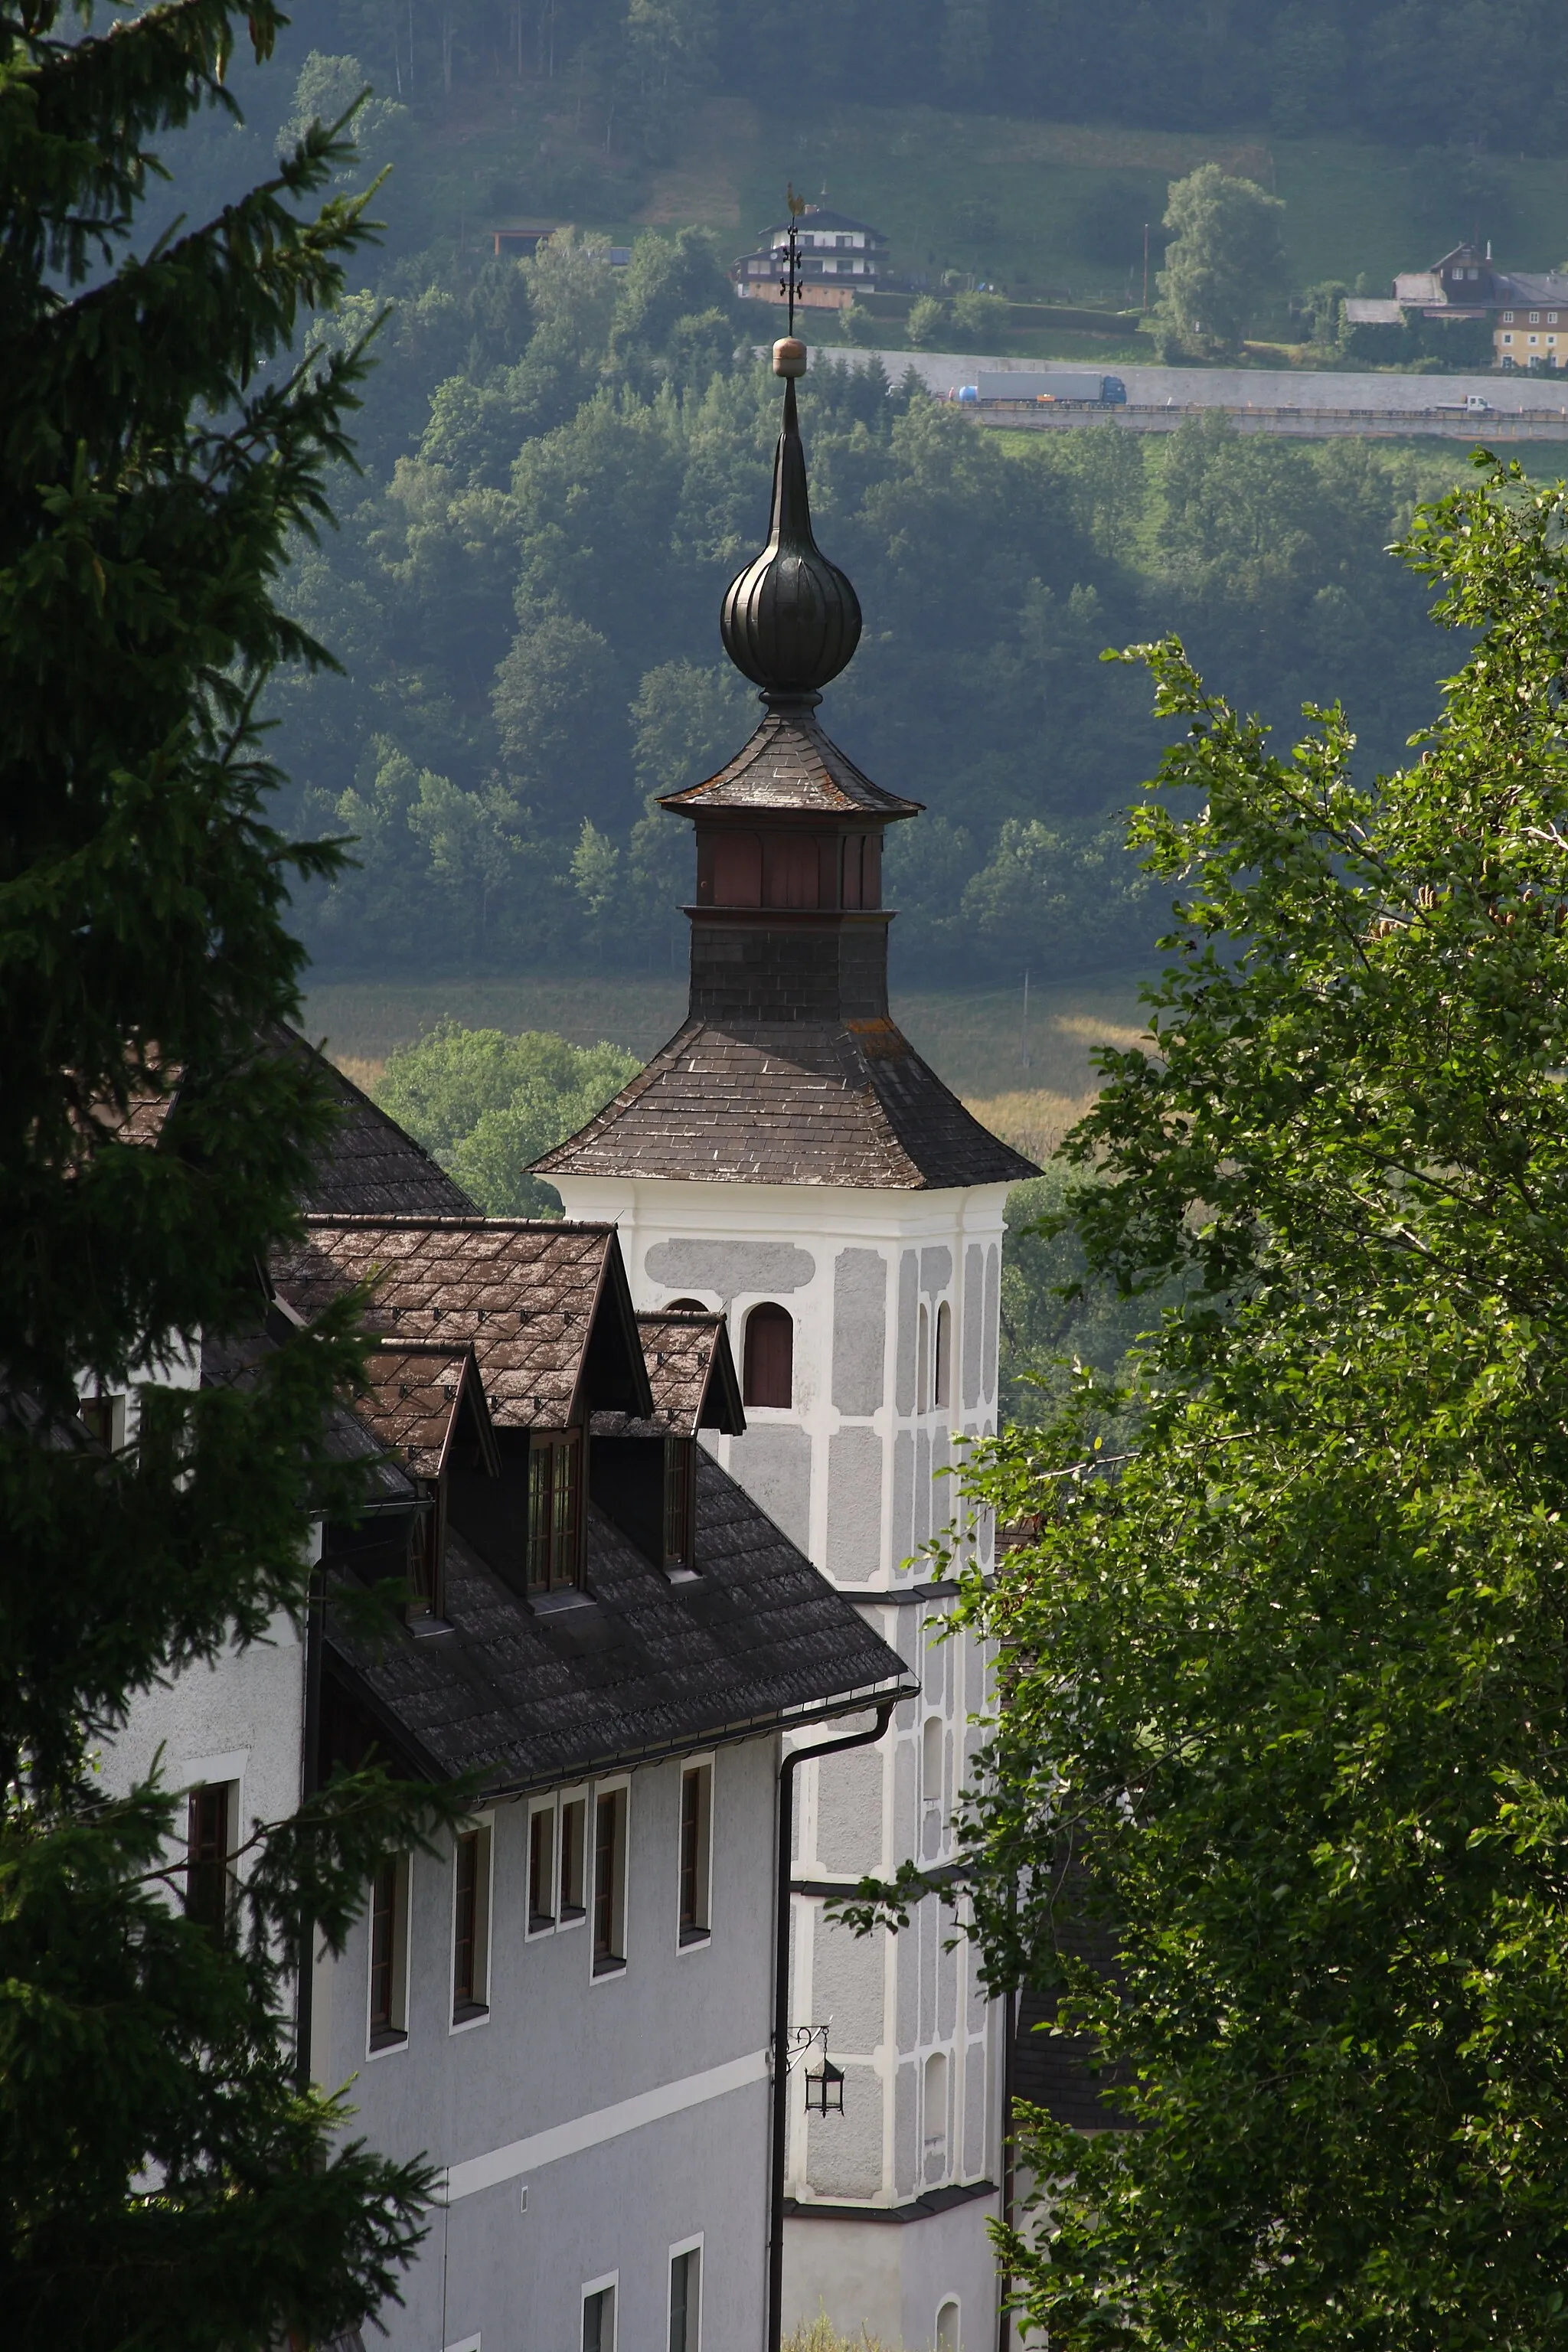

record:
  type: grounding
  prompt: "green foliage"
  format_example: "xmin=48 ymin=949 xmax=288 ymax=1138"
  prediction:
xmin=942 ymin=462 xmax=1568 ymax=2347
xmin=1155 ymin=163 xmax=1288 ymax=353
xmin=371 ymin=1021 xmax=640 ymax=1213
xmin=0 ymin=1 xmax=466 ymax=2341
xmin=906 ymin=292 xmax=949 ymax=348
xmin=998 ymin=1168 xmax=1167 ymax=1428
xmin=276 ymin=252 xmax=1461 ymax=989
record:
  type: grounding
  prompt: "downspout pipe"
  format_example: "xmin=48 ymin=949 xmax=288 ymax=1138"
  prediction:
xmin=768 ymin=1693 xmax=903 ymax=2352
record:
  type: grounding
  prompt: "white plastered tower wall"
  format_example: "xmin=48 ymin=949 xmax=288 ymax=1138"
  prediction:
xmin=555 ymin=1169 xmax=1011 ymax=2350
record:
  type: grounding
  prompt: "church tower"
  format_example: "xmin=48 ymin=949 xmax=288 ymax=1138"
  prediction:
xmin=539 ymin=335 xmax=1035 ymax=2350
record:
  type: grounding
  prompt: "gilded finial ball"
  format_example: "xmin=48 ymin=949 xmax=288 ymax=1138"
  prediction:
xmin=773 ymin=337 xmax=808 ymax=379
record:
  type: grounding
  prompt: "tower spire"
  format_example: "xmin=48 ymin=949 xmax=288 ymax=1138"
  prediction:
xmin=719 ymin=324 xmax=861 ymax=706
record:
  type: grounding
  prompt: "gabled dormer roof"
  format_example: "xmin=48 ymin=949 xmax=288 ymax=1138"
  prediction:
xmin=355 ymin=1341 xmax=501 ymax=1479
xmin=660 ymin=707 xmax=920 ymax=820
xmin=270 ymin=1217 xmax=653 ymax=1428
xmin=593 ymin=1312 xmax=746 ymax=1439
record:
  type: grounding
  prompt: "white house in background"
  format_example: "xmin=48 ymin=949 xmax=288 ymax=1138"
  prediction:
xmin=540 ymin=348 xmax=1036 ymax=2352
xmin=94 ymin=1061 xmax=910 ymax=2352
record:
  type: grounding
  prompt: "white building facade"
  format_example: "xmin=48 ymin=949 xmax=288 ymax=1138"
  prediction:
xmin=543 ymin=348 xmax=1034 ymax=2350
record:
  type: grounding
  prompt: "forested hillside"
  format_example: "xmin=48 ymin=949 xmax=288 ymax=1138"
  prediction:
xmin=157 ymin=12 xmax=1528 ymax=987
xmin=270 ymin=218 xmax=1459 ymax=984
xmin=301 ymin=2 xmax=1568 ymax=160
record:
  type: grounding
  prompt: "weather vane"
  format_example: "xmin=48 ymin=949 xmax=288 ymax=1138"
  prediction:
xmin=779 ymin=183 xmax=807 ymax=337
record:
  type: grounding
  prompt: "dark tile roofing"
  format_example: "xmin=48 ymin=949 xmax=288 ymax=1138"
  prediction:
xmin=591 ymin=1312 xmax=744 ymax=1440
xmin=326 ymin=1451 xmax=912 ymax=1792
xmin=536 ymin=1014 xmax=1037 ymax=1190
xmin=356 ymin=1343 xmax=496 ymax=1479
xmin=271 ymin=1216 xmax=650 ymax=1429
xmin=659 ymin=710 xmax=921 ymax=820
xmin=201 ymin=1325 xmax=421 ymax=1506
xmin=271 ymin=1031 xmax=475 ymax=1218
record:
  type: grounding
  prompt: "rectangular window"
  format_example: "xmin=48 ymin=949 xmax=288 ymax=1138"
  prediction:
xmin=663 ymin=1436 xmax=694 ymax=1571
xmin=593 ymin=1786 xmax=628 ymax=1975
xmin=679 ymin=1762 xmax=712 ymax=1944
xmin=407 ymin=1478 xmax=446 ymax=1618
xmin=185 ymin=1782 xmax=234 ymax=1936
xmin=668 ymin=2245 xmax=701 ymax=2352
xmin=77 ymin=1388 xmax=122 ymax=1449
xmin=582 ymin=2281 xmax=616 ymax=2352
xmin=1503 ymin=309 xmax=1515 ymax=322
xmin=528 ymin=1432 xmax=583 ymax=1592
xmin=452 ymin=1822 xmax=492 ymax=2022
xmin=1530 ymin=311 xmax=1541 ymax=323
xmin=368 ymin=1854 xmax=410 ymax=2048
xmin=528 ymin=1803 xmax=556 ymax=1932
xmin=560 ymin=1792 xmax=588 ymax=1922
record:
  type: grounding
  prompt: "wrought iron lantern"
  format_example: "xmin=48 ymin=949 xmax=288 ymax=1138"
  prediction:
xmin=803 ymin=2052 xmax=845 ymax=2115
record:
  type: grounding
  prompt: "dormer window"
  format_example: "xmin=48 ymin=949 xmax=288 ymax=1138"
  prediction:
xmin=407 ymin=1478 xmax=448 ymax=1617
xmin=528 ymin=1430 xmax=583 ymax=1592
xmin=663 ymin=1436 xmax=696 ymax=1570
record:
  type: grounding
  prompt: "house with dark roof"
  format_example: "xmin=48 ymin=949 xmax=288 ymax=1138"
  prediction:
xmin=1379 ymin=240 xmax=1568 ymax=370
xmin=540 ymin=341 xmax=1037 ymax=2352
xmin=732 ymin=204 xmax=889 ymax=311
xmin=93 ymin=1054 xmax=913 ymax=2352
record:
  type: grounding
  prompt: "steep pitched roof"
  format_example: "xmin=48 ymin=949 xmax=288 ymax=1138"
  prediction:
xmin=535 ymin=1014 xmax=1037 ymax=1190
xmin=355 ymin=1343 xmax=499 ymax=1479
xmin=325 ymin=1451 xmax=912 ymax=1792
xmin=285 ymin=1040 xmax=475 ymax=1217
xmin=592 ymin=1312 xmax=746 ymax=1440
xmin=271 ymin=1216 xmax=652 ymax=1427
xmin=660 ymin=708 xmax=920 ymax=819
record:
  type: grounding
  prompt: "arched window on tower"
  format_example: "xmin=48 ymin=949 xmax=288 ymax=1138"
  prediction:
xmin=665 ymin=1297 xmax=707 ymax=1312
xmin=917 ymin=1303 xmax=930 ymax=1412
xmin=934 ymin=1301 xmax=952 ymax=1410
xmin=743 ymin=1303 xmax=793 ymax=1409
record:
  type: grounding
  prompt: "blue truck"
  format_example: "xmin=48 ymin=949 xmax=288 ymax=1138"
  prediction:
xmin=955 ymin=371 xmax=1128 ymax=407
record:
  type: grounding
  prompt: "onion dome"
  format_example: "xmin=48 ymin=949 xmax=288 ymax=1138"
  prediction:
xmin=720 ymin=341 xmax=862 ymax=701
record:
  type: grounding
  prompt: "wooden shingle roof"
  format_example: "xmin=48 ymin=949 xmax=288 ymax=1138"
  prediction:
xmin=536 ymin=1014 xmax=1036 ymax=1190
xmin=591 ymin=1312 xmax=746 ymax=1440
xmin=325 ymin=1452 xmax=912 ymax=1793
xmin=659 ymin=708 xmax=920 ymax=819
xmin=355 ymin=1343 xmax=499 ymax=1479
xmin=271 ymin=1215 xmax=652 ymax=1428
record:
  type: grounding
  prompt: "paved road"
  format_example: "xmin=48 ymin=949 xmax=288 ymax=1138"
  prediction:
xmin=810 ymin=348 xmax=1568 ymax=425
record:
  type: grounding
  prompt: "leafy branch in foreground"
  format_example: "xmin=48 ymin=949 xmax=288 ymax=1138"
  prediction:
xmin=897 ymin=458 xmax=1568 ymax=2350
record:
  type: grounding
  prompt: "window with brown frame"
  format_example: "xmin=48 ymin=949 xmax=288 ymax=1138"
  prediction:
xmin=560 ymin=1793 xmax=587 ymax=1920
xmin=368 ymin=1854 xmax=409 ymax=2047
xmin=185 ymin=1782 xmax=234 ymax=1938
xmin=452 ymin=1824 xmax=491 ymax=2020
xmin=527 ymin=1430 xmax=583 ymax=1592
xmin=663 ymin=1436 xmax=695 ymax=1571
xmin=743 ymin=1304 xmax=792 ymax=1409
xmin=407 ymin=1480 xmax=446 ymax=1618
xmin=679 ymin=1762 xmax=711 ymax=1944
xmin=528 ymin=1803 xmax=556 ymax=1932
xmin=593 ymin=1786 xmax=628 ymax=1975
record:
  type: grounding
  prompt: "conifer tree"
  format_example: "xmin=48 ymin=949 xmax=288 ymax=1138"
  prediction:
xmin=0 ymin=5 xmax=461 ymax=2343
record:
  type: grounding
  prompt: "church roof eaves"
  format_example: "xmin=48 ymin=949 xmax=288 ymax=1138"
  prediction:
xmin=534 ymin=1015 xmax=1037 ymax=1191
xmin=660 ymin=710 xmax=922 ymax=820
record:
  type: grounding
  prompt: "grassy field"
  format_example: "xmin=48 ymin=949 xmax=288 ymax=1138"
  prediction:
xmin=301 ymin=967 xmax=1153 ymax=1155
xmin=397 ymin=84 xmax=1568 ymax=328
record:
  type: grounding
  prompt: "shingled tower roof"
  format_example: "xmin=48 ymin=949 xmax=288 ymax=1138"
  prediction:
xmin=537 ymin=344 xmax=1037 ymax=1194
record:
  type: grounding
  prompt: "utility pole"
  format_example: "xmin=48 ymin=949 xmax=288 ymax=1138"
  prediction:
xmin=1020 ymin=967 xmax=1031 ymax=1074
xmin=1142 ymin=220 xmax=1150 ymax=313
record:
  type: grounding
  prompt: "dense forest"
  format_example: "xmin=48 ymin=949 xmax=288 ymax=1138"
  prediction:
xmin=263 ymin=207 xmax=1457 ymax=984
xmin=305 ymin=0 xmax=1568 ymax=160
xmin=153 ymin=24 xmax=1503 ymax=988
